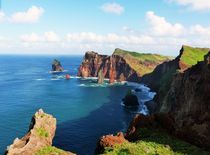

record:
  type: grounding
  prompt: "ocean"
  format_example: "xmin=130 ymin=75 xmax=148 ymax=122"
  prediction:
xmin=0 ymin=55 xmax=155 ymax=155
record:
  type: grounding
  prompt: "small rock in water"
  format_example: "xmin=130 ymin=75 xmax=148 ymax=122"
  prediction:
xmin=123 ymin=90 xmax=139 ymax=106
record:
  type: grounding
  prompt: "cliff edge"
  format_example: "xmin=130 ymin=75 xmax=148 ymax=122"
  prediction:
xmin=6 ymin=109 xmax=75 ymax=155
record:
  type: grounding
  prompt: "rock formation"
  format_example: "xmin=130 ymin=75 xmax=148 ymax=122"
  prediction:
xmin=95 ymin=132 xmax=127 ymax=154
xmin=122 ymin=90 xmax=139 ymax=106
xmin=97 ymin=69 xmax=104 ymax=84
xmin=52 ymin=59 xmax=64 ymax=72
xmin=6 ymin=109 xmax=75 ymax=155
xmin=78 ymin=49 xmax=170 ymax=82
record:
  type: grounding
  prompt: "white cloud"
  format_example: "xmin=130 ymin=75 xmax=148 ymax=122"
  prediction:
xmin=168 ymin=0 xmax=210 ymax=11
xmin=0 ymin=11 xmax=5 ymax=22
xmin=1 ymin=10 xmax=210 ymax=55
xmin=44 ymin=31 xmax=60 ymax=42
xmin=20 ymin=31 xmax=60 ymax=42
xmin=20 ymin=33 xmax=42 ymax=42
xmin=101 ymin=3 xmax=124 ymax=15
xmin=146 ymin=11 xmax=185 ymax=37
xmin=66 ymin=32 xmax=154 ymax=44
xmin=9 ymin=6 xmax=44 ymax=23
xmin=190 ymin=24 xmax=210 ymax=35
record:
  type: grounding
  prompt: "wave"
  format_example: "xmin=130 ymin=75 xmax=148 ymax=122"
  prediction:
xmin=35 ymin=78 xmax=46 ymax=81
xmin=48 ymin=70 xmax=68 ymax=74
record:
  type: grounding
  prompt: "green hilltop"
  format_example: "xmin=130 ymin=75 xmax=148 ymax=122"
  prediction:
xmin=180 ymin=45 xmax=210 ymax=67
xmin=113 ymin=48 xmax=172 ymax=76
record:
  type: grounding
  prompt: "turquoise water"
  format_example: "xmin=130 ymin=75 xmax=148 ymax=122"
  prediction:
xmin=0 ymin=55 xmax=155 ymax=155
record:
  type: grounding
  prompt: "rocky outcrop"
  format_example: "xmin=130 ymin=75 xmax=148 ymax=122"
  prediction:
xmin=78 ymin=51 xmax=139 ymax=82
xmin=122 ymin=90 xmax=139 ymax=106
xmin=78 ymin=49 xmax=170 ymax=83
xmin=6 ymin=109 xmax=75 ymax=155
xmin=125 ymin=114 xmax=174 ymax=141
xmin=52 ymin=59 xmax=64 ymax=71
xmin=95 ymin=132 xmax=127 ymax=154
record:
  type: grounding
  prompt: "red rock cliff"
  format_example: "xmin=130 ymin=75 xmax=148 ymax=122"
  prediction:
xmin=78 ymin=51 xmax=140 ymax=82
xmin=78 ymin=48 xmax=170 ymax=82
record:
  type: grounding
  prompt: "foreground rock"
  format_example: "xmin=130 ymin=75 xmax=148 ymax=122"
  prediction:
xmin=6 ymin=109 xmax=75 ymax=155
xmin=52 ymin=59 xmax=64 ymax=72
xmin=95 ymin=132 xmax=127 ymax=154
xmin=78 ymin=49 xmax=170 ymax=82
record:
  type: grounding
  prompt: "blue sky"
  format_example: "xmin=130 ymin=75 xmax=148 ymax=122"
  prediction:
xmin=0 ymin=0 xmax=210 ymax=56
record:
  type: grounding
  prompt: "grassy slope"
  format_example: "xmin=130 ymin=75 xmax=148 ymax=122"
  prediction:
xmin=181 ymin=45 xmax=210 ymax=66
xmin=35 ymin=146 xmax=70 ymax=155
xmin=113 ymin=48 xmax=171 ymax=76
xmin=102 ymin=128 xmax=209 ymax=155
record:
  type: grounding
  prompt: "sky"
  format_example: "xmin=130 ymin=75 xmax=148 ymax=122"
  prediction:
xmin=0 ymin=0 xmax=210 ymax=56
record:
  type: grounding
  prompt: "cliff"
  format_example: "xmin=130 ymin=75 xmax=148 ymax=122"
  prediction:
xmin=163 ymin=51 xmax=210 ymax=148
xmin=140 ymin=46 xmax=210 ymax=148
xmin=6 ymin=109 xmax=75 ymax=155
xmin=78 ymin=48 xmax=170 ymax=82
xmin=97 ymin=113 xmax=209 ymax=154
xmin=96 ymin=46 xmax=210 ymax=154
xmin=141 ymin=45 xmax=210 ymax=113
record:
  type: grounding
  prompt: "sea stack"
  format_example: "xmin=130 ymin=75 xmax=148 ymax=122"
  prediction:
xmin=97 ymin=69 xmax=104 ymax=84
xmin=123 ymin=90 xmax=139 ymax=106
xmin=52 ymin=59 xmax=64 ymax=72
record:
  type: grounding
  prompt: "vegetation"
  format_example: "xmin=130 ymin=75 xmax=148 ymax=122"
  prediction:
xmin=181 ymin=45 xmax=209 ymax=66
xmin=36 ymin=127 xmax=49 ymax=138
xmin=102 ymin=128 xmax=209 ymax=155
xmin=35 ymin=146 xmax=66 ymax=155
xmin=113 ymin=48 xmax=171 ymax=76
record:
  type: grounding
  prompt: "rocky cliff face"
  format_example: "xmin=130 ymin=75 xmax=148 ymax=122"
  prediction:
xmin=78 ymin=51 xmax=140 ymax=82
xmin=141 ymin=46 xmax=210 ymax=149
xmin=165 ymin=52 xmax=210 ymax=148
xmin=141 ymin=45 xmax=210 ymax=113
xmin=78 ymin=49 xmax=170 ymax=82
xmin=6 ymin=109 xmax=75 ymax=155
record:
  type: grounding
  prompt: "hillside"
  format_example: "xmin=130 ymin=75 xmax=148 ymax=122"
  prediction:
xmin=141 ymin=45 xmax=210 ymax=113
xmin=113 ymin=48 xmax=171 ymax=76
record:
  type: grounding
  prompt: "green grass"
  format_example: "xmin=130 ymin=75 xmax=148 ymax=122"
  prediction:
xmin=36 ymin=127 xmax=49 ymax=138
xmin=113 ymin=48 xmax=171 ymax=76
xmin=181 ymin=45 xmax=209 ymax=66
xmin=102 ymin=128 xmax=209 ymax=155
xmin=113 ymin=48 xmax=170 ymax=63
xmin=35 ymin=146 xmax=65 ymax=155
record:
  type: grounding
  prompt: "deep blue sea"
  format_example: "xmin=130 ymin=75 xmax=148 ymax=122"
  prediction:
xmin=0 ymin=55 xmax=155 ymax=155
